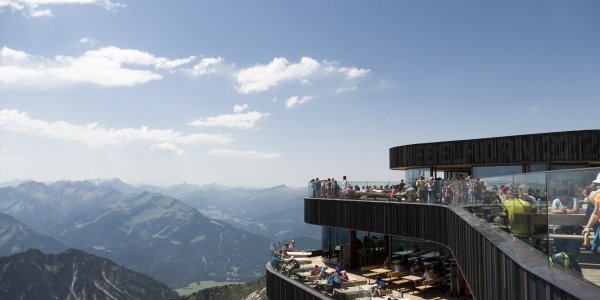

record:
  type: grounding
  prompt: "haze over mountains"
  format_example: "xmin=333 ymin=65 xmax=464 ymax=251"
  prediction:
xmin=0 ymin=179 xmax=314 ymax=288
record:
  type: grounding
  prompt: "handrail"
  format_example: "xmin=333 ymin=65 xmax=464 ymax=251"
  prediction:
xmin=265 ymin=261 xmax=331 ymax=300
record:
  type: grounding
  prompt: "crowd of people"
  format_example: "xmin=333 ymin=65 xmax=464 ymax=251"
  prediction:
xmin=308 ymin=174 xmax=492 ymax=204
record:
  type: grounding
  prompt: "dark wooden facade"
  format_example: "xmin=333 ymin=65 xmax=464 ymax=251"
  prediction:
xmin=266 ymin=262 xmax=330 ymax=300
xmin=304 ymin=198 xmax=600 ymax=300
xmin=389 ymin=130 xmax=600 ymax=170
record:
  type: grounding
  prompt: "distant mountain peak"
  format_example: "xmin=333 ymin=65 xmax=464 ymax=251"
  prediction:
xmin=0 ymin=248 xmax=176 ymax=300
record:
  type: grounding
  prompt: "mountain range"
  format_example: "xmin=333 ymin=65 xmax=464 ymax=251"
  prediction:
xmin=0 ymin=248 xmax=176 ymax=300
xmin=0 ymin=180 xmax=273 ymax=288
xmin=0 ymin=213 xmax=67 ymax=256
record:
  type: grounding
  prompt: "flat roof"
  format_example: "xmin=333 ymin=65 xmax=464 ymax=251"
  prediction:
xmin=389 ymin=130 xmax=600 ymax=170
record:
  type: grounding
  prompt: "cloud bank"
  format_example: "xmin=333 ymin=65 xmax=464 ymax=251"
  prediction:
xmin=0 ymin=46 xmax=195 ymax=87
xmin=0 ymin=109 xmax=232 ymax=150
xmin=189 ymin=105 xmax=269 ymax=129
xmin=0 ymin=0 xmax=124 ymax=17
xmin=236 ymin=57 xmax=369 ymax=94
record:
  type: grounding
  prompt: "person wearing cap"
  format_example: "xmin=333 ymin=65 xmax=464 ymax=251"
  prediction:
xmin=582 ymin=173 xmax=600 ymax=253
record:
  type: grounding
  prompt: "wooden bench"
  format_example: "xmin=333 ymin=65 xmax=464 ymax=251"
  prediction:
xmin=415 ymin=276 xmax=447 ymax=293
xmin=392 ymin=278 xmax=411 ymax=286
xmin=382 ymin=271 xmax=409 ymax=283
xmin=361 ymin=264 xmax=381 ymax=279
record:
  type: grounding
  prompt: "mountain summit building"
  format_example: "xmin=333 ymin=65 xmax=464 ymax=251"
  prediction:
xmin=267 ymin=130 xmax=600 ymax=300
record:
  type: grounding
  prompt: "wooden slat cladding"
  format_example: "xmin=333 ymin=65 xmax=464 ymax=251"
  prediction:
xmin=389 ymin=130 xmax=600 ymax=169
xmin=304 ymin=198 xmax=600 ymax=300
xmin=266 ymin=262 xmax=330 ymax=300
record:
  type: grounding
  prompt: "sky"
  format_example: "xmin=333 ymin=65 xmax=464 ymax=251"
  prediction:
xmin=0 ymin=0 xmax=599 ymax=187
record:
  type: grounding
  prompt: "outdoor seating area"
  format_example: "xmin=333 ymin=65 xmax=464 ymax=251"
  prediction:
xmin=272 ymin=253 xmax=460 ymax=300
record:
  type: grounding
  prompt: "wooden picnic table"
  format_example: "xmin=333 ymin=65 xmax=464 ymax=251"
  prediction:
xmin=364 ymin=268 xmax=391 ymax=283
xmin=420 ymin=251 xmax=440 ymax=259
xmin=392 ymin=250 xmax=414 ymax=256
xmin=514 ymin=213 xmax=588 ymax=227
xmin=402 ymin=275 xmax=425 ymax=291
xmin=370 ymin=268 xmax=392 ymax=274
xmin=287 ymin=251 xmax=312 ymax=257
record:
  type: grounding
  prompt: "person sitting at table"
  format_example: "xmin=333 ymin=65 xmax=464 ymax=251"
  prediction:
xmin=370 ymin=275 xmax=386 ymax=299
xmin=310 ymin=265 xmax=321 ymax=276
xmin=270 ymin=254 xmax=282 ymax=270
xmin=319 ymin=266 xmax=330 ymax=280
xmin=423 ymin=267 xmax=436 ymax=280
xmin=339 ymin=270 xmax=349 ymax=282
xmin=552 ymin=190 xmax=578 ymax=234
xmin=282 ymin=257 xmax=300 ymax=275
xmin=411 ymin=258 xmax=425 ymax=276
xmin=413 ymin=244 xmax=421 ymax=253
xmin=382 ymin=256 xmax=391 ymax=268
xmin=503 ymin=189 xmax=534 ymax=236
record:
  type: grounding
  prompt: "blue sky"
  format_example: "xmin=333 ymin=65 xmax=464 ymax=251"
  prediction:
xmin=0 ymin=0 xmax=598 ymax=187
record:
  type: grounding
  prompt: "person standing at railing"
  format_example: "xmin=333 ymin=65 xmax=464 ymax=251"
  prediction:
xmin=416 ymin=176 xmax=426 ymax=202
xmin=426 ymin=177 xmax=436 ymax=204
xmin=315 ymin=178 xmax=321 ymax=197
xmin=582 ymin=173 xmax=600 ymax=253
xmin=341 ymin=175 xmax=349 ymax=190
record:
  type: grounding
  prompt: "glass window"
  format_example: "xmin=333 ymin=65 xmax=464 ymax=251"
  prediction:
xmin=473 ymin=165 xmax=523 ymax=178
xmin=406 ymin=168 xmax=429 ymax=186
xmin=529 ymin=164 xmax=548 ymax=173
xmin=550 ymin=164 xmax=587 ymax=171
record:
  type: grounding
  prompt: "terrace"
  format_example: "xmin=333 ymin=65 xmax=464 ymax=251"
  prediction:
xmin=267 ymin=238 xmax=461 ymax=300
xmin=307 ymin=167 xmax=600 ymax=290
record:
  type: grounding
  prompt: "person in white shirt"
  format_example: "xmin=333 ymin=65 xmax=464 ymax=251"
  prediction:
xmin=341 ymin=175 xmax=348 ymax=190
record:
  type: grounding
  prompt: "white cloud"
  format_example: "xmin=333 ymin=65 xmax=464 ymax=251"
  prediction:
xmin=233 ymin=103 xmax=248 ymax=113
xmin=236 ymin=57 xmax=320 ymax=94
xmin=206 ymin=149 xmax=281 ymax=160
xmin=29 ymin=8 xmax=51 ymax=17
xmin=0 ymin=47 xmax=30 ymax=61
xmin=285 ymin=95 xmax=313 ymax=108
xmin=189 ymin=107 xmax=270 ymax=130
xmin=0 ymin=109 xmax=232 ymax=149
xmin=188 ymin=57 xmax=224 ymax=76
xmin=79 ymin=37 xmax=98 ymax=47
xmin=236 ymin=57 xmax=369 ymax=94
xmin=0 ymin=0 xmax=125 ymax=17
xmin=528 ymin=105 xmax=540 ymax=112
xmin=338 ymin=67 xmax=370 ymax=79
xmin=0 ymin=46 xmax=196 ymax=87
xmin=150 ymin=143 xmax=184 ymax=155
xmin=335 ymin=86 xmax=357 ymax=94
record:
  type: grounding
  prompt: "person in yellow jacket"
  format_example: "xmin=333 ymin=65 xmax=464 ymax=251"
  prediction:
xmin=415 ymin=176 xmax=426 ymax=202
xmin=503 ymin=190 xmax=534 ymax=236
